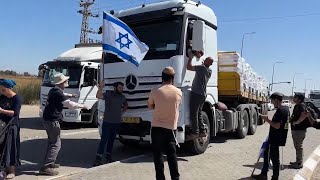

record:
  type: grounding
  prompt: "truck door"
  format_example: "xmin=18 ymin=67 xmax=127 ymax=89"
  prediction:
xmin=81 ymin=67 xmax=99 ymax=107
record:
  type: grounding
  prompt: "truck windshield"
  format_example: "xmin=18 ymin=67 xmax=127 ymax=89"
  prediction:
xmin=310 ymin=94 xmax=320 ymax=99
xmin=42 ymin=67 xmax=82 ymax=88
xmin=104 ymin=16 xmax=183 ymax=63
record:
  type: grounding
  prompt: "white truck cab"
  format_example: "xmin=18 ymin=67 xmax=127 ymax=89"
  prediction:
xmin=39 ymin=43 xmax=101 ymax=126
xmin=98 ymin=0 xmax=267 ymax=154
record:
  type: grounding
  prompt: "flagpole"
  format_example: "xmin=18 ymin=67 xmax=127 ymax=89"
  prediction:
xmin=281 ymin=147 xmax=284 ymax=170
xmin=251 ymin=156 xmax=261 ymax=177
xmin=102 ymin=12 xmax=105 ymax=84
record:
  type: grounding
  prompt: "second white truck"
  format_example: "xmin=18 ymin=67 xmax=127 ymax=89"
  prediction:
xmin=39 ymin=43 xmax=101 ymax=126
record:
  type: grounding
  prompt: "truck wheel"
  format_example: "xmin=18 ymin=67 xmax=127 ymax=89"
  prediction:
xmin=236 ymin=110 xmax=249 ymax=139
xmin=91 ymin=109 xmax=98 ymax=128
xmin=186 ymin=111 xmax=211 ymax=155
xmin=248 ymin=109 xmax=258 ymax=135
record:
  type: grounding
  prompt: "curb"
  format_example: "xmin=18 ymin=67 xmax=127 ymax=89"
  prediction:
xmin=293 ymin=145 xmax=320 ymax=180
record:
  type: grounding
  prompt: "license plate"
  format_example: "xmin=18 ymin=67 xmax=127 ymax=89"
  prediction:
xmin=65 ymin=111 xmax=77 ymax=117
xmin=122 ymin=117 xmax=140 ymax=123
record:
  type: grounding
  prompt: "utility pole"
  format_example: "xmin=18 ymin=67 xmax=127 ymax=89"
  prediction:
xmin=78 ymin=0 xmax=99 ymax=44
xmin=291 ymin=73 xmax=303 ymax=97
xmin=240 ymin=32 xmax=255 ymax=57
xmin=271 ymin=61 xmax=283 ymax=92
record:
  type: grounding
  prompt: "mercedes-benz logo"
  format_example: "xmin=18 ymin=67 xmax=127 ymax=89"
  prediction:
xmin=125 ymin=75 xmax=138 ymax=91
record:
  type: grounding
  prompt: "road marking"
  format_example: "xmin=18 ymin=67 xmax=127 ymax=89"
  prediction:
xmin=22 ymin=129 xmax=99 ymax=142
xmin=61 ymin=130 xmax=98 ymax=136
xmin=21 ymin=160 xmax=38 ymax=165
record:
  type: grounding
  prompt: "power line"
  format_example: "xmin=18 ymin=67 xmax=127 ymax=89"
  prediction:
xmin=219 ymin=12 xmax=320 ymax=23
xmin=92 ymin=0 xmax=143 ymax=11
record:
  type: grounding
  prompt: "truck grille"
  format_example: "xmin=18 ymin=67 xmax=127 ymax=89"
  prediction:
xmin=105 ymin=76 xmax=162 ymax=110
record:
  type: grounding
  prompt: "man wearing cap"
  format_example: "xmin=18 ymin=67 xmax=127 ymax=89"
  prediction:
xmin=252 ymin=92 xmax=290 ymax=180
xmin=0 ymin=79 xmax=22 ymax=179
xmin=186 ymin=51 xmax=214 ymax=140
xmin=39 ymin=73 xmax=87 ymax=176
xmin=148 ymin=67 xmax=182 ymax=180
xmin=289 ymin=93 xmax=309 ymax=169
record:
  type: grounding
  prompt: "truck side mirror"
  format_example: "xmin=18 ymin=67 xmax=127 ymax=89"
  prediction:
xmin=192 ymin=20 xmax=205 ymax=52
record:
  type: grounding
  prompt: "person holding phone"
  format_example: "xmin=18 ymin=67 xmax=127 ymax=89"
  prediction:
xmin=252 ymin=92 xmax=290 ymax=180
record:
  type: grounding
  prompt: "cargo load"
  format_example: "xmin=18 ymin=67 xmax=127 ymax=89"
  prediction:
xmin=218 ymin=51 xmax=268 ymax=103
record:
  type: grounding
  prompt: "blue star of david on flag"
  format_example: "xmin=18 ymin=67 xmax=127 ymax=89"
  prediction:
xmin=115 ymin=32 xmax=133 ymax=49
xmin=102 ymin=12 xmax=149 ymax=67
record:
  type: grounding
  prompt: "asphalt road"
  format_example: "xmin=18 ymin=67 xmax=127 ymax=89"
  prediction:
xmin=16 ymin=105 xmax=149 ymax=180
xmin=14 ymin=105 xmax=320 ymax=180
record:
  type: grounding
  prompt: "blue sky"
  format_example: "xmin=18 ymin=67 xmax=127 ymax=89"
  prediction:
xmin=1 ymin=0 xmax=319 ymax=95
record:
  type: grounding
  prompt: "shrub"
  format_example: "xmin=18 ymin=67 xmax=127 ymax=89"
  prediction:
xmin=1 ymin=76 xmax=42 ymax=105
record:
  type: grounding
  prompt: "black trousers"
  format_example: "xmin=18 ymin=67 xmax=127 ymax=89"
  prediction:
xmin=151 ymin=127 xmax=179 ymax=180
xmin=261 ymin=143 xmax=280 ymax=179
xmin=190 ymin=92 xmax=206 ymax=134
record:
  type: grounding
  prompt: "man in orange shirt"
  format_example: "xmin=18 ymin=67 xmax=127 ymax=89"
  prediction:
xmin=148 ymin=67 xmax=182 ymax=180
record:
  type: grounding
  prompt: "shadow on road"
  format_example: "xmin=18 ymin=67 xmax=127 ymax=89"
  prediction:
xmin=120 ymin=152 xmax=189 ymax=164
xmin=238 ymin=177 xmax=254 ymax=180
xmin=20 ymin=117 xmax=43 ymax=130
xmin=17 ymin=138 xmax=148 ymax=176
xmin=242 ymin=161 xmax=291 ymax=175
xmin=20 ymin=117 xmax=95 ymax=130
xmin=210 ymin=133 xmax=240 ymax=144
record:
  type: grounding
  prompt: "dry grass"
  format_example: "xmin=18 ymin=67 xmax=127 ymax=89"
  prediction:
xmin=0 ymin=75 xmax=42 ymax=105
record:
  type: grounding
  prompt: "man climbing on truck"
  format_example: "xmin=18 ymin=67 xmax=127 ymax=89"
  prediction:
xmin=186 ymin=50 xmax=214 ymax=140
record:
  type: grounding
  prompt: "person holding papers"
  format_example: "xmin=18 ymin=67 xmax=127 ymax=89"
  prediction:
xmin=252 ymin=92 xmax=290 ymax=180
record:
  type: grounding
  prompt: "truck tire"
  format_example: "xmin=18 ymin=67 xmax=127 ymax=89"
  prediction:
xmin=90 ymin=109 xmax=99 ymax=128
xmin=248 ymin=109 xmax=258 ymax=135
xmin=236 ymin=110 xmax=249 ymax=139
xmin=186 ymin=111 xmax=211 ymax=155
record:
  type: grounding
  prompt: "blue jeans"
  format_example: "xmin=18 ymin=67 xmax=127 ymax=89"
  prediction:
xmin=96 ymin=122 xmax=120 ymax=156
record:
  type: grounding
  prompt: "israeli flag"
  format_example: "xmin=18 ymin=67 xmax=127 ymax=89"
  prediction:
xmin=102 ymin=12 xmax=149 ymax=66
xmin=258 ymin=136 xmax=269 ymax=158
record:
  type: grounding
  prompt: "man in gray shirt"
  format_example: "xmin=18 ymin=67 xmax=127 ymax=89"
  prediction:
xmin=93 ymin=80 xmax=128 ymax=166
xmin=186 ymin=51 xmax=213 ymax=140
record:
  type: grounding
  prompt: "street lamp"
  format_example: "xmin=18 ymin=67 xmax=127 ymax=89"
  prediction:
xmin=271 ymin=61 xmax=284 ymax=91
xmin=240 ymin=32 xmax=256 ymax=57
xmin=292 ymin=73 xmax=303 ymax=97
xmin=268 ymin=81 xmax=291 ymax=96
xmin=304 ymin=79 xmax=312 ymax=95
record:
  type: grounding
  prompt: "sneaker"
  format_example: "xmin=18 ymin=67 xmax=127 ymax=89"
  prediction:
xmin=185 ymin=133 xmax=199 ymax=141
xmin=6 ymin=173 xmax=15 ymax=179
xmin=251 ymin=174 xmax=267 ymax=180
xmin=48 ymin=163 xmax=60 ymax=168
xmin=93 ymin=156 xmax=102 ymax=167
xmin=39 ymin=167 xmax=59 ymax=176
xmin=290 ymin=162 xmax=303 ymax=169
